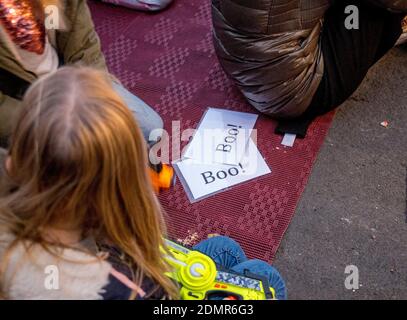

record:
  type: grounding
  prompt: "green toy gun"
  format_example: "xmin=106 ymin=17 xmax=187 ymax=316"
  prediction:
xmin=163 ymin=240 xmax=276 ymax=300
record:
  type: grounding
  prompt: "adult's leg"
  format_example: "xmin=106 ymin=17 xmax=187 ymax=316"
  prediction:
xmin=112 ymin=82 xmax=164 ymax=145
xmin=231 ymin=259 xmax=287 ymax=300
xmin=304 ymin=0 xmax=405 ymax=118
xmin=193 ymin=236 xmax=248 ymax=270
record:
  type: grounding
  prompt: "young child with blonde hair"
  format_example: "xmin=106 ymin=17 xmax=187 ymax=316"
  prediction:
xmin=0 ymin=66 xmax=177 ymax=299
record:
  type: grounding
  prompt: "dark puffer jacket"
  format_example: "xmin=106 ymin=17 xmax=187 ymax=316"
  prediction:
xmin=369 ymin=0 xmax=407 ymax=11
xmin=212 ymin=0 xmax=406 ymax=118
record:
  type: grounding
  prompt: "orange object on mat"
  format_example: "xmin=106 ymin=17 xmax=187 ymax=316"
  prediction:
xmin=150 ymin=164 xmax=176 ymax=194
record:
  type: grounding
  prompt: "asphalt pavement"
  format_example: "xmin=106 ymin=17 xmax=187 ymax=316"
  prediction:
xmin=274 ymin=46 xmax=407 ymax=300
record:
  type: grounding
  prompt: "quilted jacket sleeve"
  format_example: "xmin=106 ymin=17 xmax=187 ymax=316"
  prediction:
xmin=365 ymin=0 xmax=407 ymax=12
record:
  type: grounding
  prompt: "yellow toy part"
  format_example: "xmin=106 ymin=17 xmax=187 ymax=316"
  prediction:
xmin=164 ymin=240 xmax=276 ymax=300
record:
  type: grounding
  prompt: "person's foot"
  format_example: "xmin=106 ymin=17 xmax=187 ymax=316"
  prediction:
xmin=396 ymin=16 xmax=407 ymax=46
xmin=100 ymin=0 xmax=173 ymax=12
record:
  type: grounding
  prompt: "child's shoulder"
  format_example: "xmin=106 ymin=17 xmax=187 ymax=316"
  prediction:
xmin=0 ymin=232 xmax=112 ymax=300
xmin=0 ymin=233 xmax=168 ymax=300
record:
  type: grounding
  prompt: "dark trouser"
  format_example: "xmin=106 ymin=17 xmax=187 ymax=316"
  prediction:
xmin=277 ymin=0 xmax=404 ymax=136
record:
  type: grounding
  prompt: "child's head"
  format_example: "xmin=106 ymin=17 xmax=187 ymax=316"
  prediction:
xmin=1 ymin=66 xmax=176 ymax=298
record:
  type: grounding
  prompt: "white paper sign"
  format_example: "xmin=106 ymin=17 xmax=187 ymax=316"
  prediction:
xmin=174 ymin=139 xmax=271 ymax=202
xmin=183 ymin=108 xmax=258 ymax=166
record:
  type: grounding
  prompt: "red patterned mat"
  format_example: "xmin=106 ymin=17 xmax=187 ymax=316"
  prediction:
xmin=89 ymin=0 xmax=335 ymax=262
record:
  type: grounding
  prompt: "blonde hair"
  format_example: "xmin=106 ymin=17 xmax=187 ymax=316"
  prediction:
xmin=0 ymin=66 xmax=178 ymax=299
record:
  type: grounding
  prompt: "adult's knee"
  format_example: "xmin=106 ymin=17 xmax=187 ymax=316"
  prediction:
xmin=193 ymin=236 xmax=247 ymax=268
xmin=193 ymin=236 xmax=241 ymax=253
